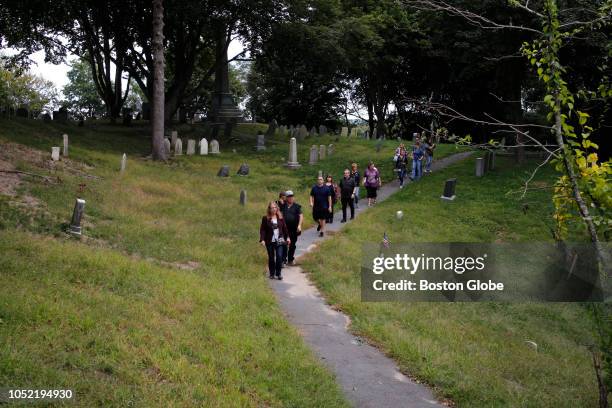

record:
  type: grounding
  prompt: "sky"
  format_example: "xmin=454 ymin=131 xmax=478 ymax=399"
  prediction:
xmin=21 ymin=39 xmax=245 ymax=91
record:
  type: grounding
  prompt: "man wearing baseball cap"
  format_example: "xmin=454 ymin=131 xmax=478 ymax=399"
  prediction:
xmin=281 ymin=190 xmax=303 ymax=265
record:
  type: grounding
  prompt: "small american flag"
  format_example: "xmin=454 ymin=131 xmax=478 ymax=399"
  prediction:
xmin=382 ymin=232 xmax=390 ymax=248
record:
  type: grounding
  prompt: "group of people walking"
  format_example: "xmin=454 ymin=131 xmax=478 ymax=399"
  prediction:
xmin=259 ymin=135 xmax=435 ymax=280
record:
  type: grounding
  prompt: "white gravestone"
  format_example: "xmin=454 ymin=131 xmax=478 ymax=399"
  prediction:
xmin=175 ymin=138 xmax=183 ymax=155
xmin=319 ymin=144 xmax=326 ymax=160
xmin=51 ymin=147 xmax=60 ymax=161
xmin=186 ymin=139 xmax=196 ymax=155
xmin=341 ymin=127 xmax=348 ymax=137
xmin=210 ymin=139 xmax=220 ymax=154
xmin=199 ymin=138 xmax=208 ymax=155
xmin=120 ymin=153 xmax=127 ymax=173
xmin=62 ymin=134 xmax=69 ymax=157
xmin=286 ymin=137 xmax=301 ymax=169
xmin=171 ymin=131 xmax=178 ymax=148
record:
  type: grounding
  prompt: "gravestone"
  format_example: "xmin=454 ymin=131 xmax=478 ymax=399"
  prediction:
xmin=171 ymin=131 xmax=178 ymax=148
xmin=279 ymin=125 xmax=287 ymax=137
xmin=199 ymin=138 xmax=208 ymax=155
xmin=319 ymin=125 xmax=327 ymax=135
xmin=210 ymin=139 xmax=220 ymax=154
xmin=164 ymin=138 xmax=171 ymax=155
xmin=69 ymin=198 xmax=86 ymax=235
xmin=265 ymin=120 xmax=277 ymax=137
xmin=186 ymin=139 xmax=196 ymax=155
xmin=350 ymin=128 xmax=358 ymax=138
xmin=286 ymin=137 xmax=301 ymax=169
xmin=319 ymin=144 xmax=326 ymax=160
xmin=327 ymin=144 xmax=334 ymax=156
xmin=237 ymin=163 xmax=250 ymax=176
xmin=289 ymin=125 xmax=294 ymax=136
xmin=341 ymin=127 xmax=348 ymax=137
xmin=309 ymin=145 xmax=318 ymax=164
xmin=488 ymin=151 xmax=495 ymax=170
xmin=441 ymin=178 xmax=457 ymax=201
xmin=310 ymin=126 xmax=317 ymax=137
xmin=51 ymin=147 xmax=60 ymax=161
xmin=120 ymin=153 xmax=127 ymax=173
xmin=475 ymin=158 xmax=485 ymax=177
xmin=240 ymin=189 xmax=247 ymax=206
xmin=217 ymin=165 xmax=230 ymax=177
xmin=483 ymin=151 xmax=490 ymax=173
xmin=62 ymin=134 xmax=69 ymax=157
xmin=175 ymin=138 xmax=183 ymax=155
xmin=256 ymin=133 xmax=266 ymax=151
xmin=298 ymin=125 xmax=308 ymax=141
xmin=396 ymin=210 xmax=404 ymax=220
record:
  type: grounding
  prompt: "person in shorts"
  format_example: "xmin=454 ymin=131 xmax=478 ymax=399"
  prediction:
xmin=310 ymin=175 xmax=332 ymax=237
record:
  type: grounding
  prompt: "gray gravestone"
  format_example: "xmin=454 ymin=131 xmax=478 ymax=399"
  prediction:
xmin=483 ymin=151 xmax=490 ymax=173
xmin=298 ymin=125 xmax=308 ymax=141
xmin=62 ymin=134 xmax=69 ymax=157
xmin=120 ymin=153 xmax=127 ymax=173
xmin=488 ymin=151 xmax=495 ymax=170
xmin=286 ymin=137 xmax=301 ymax=169
xmin=199 ymin=138 xmax=208 ymax=155
xmin=475 ymin=158 xmax=485 ymax=177
xmin=341 ymin=127 xmax=348 ymax=137
xmin=51 ymin=147 xmax=60 ymax=161
xmin=309 ymin=145 xmax=318 ymax=164
xmin=69 ymin=198 xmax=86 ymax=235
xmin=217 ymin=165 xmax=230 ymax=177
xmin=319 ymin=125 xmax=327 ymax=135
xmin=327 ymin=144 xmax=334 ymax=156
xmin=441 ymin=178 xmax=457 ymax=201
xmin=210 ymin=139 xmax=220 ymax=154
xmin=240 ymin=189 xmax=247 ymax=205
xmin=319 ymin=144 xmax=326 ymax=160
xmin=310 ymin=126 xmax=317 ymax=137
xmin=237 ymin=163 xmax=250 ymax=176
xmin=175 ymin=138 xmax=183 ymax=155
xmin=164 ymin=138 xmax=171 ymax=155
xmin=171 ymin=131 xmax=178 ymax=148
xmin=256 ymin=134 xmax=266 ymax=151
xmin=186 ymin=139 xmax=196 ymax=155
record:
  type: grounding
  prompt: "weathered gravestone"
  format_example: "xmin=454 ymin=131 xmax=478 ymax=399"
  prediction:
xmin=475 ymin=158 xmax=485 ymax=177
xmin=309 ymin=145 xmax=318 ymax=164
xmin=319 ymin=125 xmax=327 ymax=135
xmin=341 ymin=127 xmax=348 ymax=137
xmin=319 ymin=144 xmax=326 ymax=160
xmin=256 ymin=133 xmax=266 ymax=151
xmin=350 ymin=128 xmax=358 ymax=138
xmin=483 ymin=151 xmax=490 ymax=173
xmin=175 ymin=138 xmax=183 ymax=155
xmin=171 ymin=131 xmax=178 ymax=148
xmin=441 ymin=178 xmax=457 ymax=201
xmin=69 ymin=198 xmax=86 ymax=235
xmin=237 ymin=163 xmax=250 ymax=176
xmin=298 ymin=125 xmax=308 ymax=141
xmin=310 ymin=127 xmax=317 ymax=137
xmin=199 ymin=138 xmax=208 ymax=155
xmin=289 ymin=125 xmax=294 ymax=137
xmin=278 ymin=125 xmax=287 ymax=137
xmin=62 ymin=134 xmax=69 ymax=157
xmin=488 ymin=151 xmax=495 ymax=170
xmin=396 ymin=210 xmax=404 ymax=220
xmin=51 ymin=147 xmax=60 ymax=161
xmin=164 ymin=138 xmax=171 ymax=155
xmin=120 ymin=153 xmax=127 ymax=173
xmin=210 ymin=139 xmax=220 ymax=154
xmin=286 ymin=137 xmax=301 ymax=169
xmin=240 ymin=189 xmax=247 ymax=205
xmin=217 ymin=165 xmax=230 ymax=177
xmin=327 ymin=144 xmax=334 ymax=156
xmin=186 ymin=139 xmax=196 ymax=155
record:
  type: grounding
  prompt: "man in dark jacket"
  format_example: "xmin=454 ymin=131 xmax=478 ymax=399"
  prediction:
xmin=282 ymin=190 xmax=303 ymax=265
xmin=339 ymin=168 xmax=357 ymax=222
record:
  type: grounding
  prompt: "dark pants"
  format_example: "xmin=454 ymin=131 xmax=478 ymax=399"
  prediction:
xmin=266 ymin=243 xmax=284 ymax=277
xmin=341 ymin=196 xmax=354 ymax=220
xmin=284 ymin=228 xmax=299 ymax=263
xmin=326 ymin=204 xmax=334 ymax=223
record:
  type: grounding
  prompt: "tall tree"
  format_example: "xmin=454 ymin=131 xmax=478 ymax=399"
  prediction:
xmin=63 ymin=58 xmax=106 ymax=117
xmin=151 ymin=0 xmax=166 ymax=160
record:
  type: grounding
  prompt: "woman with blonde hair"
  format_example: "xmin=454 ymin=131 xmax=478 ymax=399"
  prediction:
xmin=259 ymin=201 xmax=290 ymax=280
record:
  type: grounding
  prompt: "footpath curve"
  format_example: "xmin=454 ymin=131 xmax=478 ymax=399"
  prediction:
xmin=270 ymin=151 xmax=473 ymax=408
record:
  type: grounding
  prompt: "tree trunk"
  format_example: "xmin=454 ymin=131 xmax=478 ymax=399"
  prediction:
xmin=151 ymin=0 xmax=167 ymax=160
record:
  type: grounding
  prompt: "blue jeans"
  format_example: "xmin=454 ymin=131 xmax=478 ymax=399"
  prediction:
xmin=266 ymin=242 xmax=284 ymax=277
xmin=353 ymin=187 xmax=360 ymax=206
xmin=411 ymin=160 xmax=422 ymax=180
xmin=398 ymin=168 xmax=407 ymax=186
xmin=426 ymin=155 xmax=433 ymax=172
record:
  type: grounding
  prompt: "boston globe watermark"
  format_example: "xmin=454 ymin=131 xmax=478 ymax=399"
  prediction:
xmin=361 ymin=243 xmax=610 ymax=302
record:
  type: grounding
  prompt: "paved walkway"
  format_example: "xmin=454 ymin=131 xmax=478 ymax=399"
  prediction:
xmin=270 ymin=151 xmax=472 ymax=408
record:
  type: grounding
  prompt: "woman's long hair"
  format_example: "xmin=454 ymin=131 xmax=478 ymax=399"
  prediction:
xmin=266 ymin=201 xmax=283 ymax=219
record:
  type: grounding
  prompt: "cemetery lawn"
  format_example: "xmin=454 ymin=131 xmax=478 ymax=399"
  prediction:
xmin=0 ymin=119 xmax=462 ymax=406
xmin=301 ymin=155 xmax=600 ymax=407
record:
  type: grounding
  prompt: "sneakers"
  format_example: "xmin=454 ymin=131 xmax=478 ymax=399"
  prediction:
xmin=316 ymin=224 xmax=321 ymax=232
xmin=277 ymin=275 xmax=283 ymax=280
xmin=319 ymin=232 xmax=324 ymax=237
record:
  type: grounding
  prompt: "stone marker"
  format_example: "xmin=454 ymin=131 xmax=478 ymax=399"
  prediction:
xmin=319 ymin=144 xmax=326 ymax=160
xmin=441 ymin=178 xmax=457 ymax=201
xmin=62 ymin=134 xmax=69 ymax=157
xmin=237 ymin=163 xmax=250 ymax=176
xmin=309 ymin=145 xmax=318 ymax=164
xmin=340 ymin=127 xmax=348 ymax=137
xmin=350 ymin=128 xmax=357 ymax=138
xmin=327 ymin=143 xmax=334 ymax=156
xmin=186 ymin=139 xmax=196 ymax=155
xmin=217 ymin=165 xmax=230 ymax=177
xmin=310 ymin=126 xmax=317 ymax=137
xmin=199 ymin=138 xmax=208 ymax=155
xmin=483 ymin=151 xmax=490 ymax=173
xmin=475 ymin=158 xmax=485 ymax=177
xmin=298 ymin=125 xmax=308 ymax=140
xmin=175 ymin=138 xmax=183 ymax=155
xmin=171 ymin=130 xmax=178 ymax=148
xmin=240 ymin=189 xmax=247 ymax=205
xmin=319 ymin=125 xmax=327 ymax=135
xmin=278 ymin=125 xmax=286 ymax=137
xmin=51 ymin=147 xmax=60 ymax=161
xmin=256 ymin=134 xmax=266 ymax=151
xmin=286 ymin=137 xmax=301 ymax=169
xmin=120 ymin=153 xmax=127 ymax=173
xmin=396 ymin=210 xmax=404 ymax=220
xmin=210 ymin=139 xmax=220 ymax=154
xmin=164 ymin=138 xmax=171 ymax=155
xmin=488 ymin=151 xmax=495 ymax=170
xmin=69 ymin=198 xmax=86 ymax=235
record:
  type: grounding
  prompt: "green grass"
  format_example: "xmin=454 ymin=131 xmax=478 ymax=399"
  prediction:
xmin=301 ymin=155 xmax=601 ymax=407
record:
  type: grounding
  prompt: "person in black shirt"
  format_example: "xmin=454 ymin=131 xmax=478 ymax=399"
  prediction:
xmin=310 ymin=176 xmax=332 ymax=237
xmin=281 ymin=190 xmax=303 ymax=265
xmin=351 ymin=163 xmax=360 ymax=208
xmin=339 ymin=168 xmax=357 ymax=222
xmin=276 ymin=191 xmax=287 ymax=212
